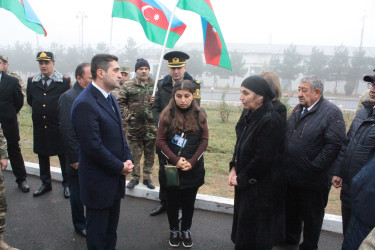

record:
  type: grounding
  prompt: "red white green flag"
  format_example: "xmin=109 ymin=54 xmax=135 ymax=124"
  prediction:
xmin=0 ymin=0 xmax=47 ymax=36
xmin=177 ymin=0 xmax=231 ymax=70
xmin=112 ymin=0 xmax=186 ymax=48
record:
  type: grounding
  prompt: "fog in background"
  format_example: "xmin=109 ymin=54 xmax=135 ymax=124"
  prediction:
xmin=1 ymin=0 xmax=375 ymax=101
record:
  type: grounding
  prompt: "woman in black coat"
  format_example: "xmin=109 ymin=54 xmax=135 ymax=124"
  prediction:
xmin=229 ymin=75 xmax=286 ymax=249
xmin=235 ymin=71 xmax=286 ymax=138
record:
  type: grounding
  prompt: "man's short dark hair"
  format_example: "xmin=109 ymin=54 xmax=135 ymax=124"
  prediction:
xmin=91 ymin=54 xmax=118 ymax=80
xmin=75 ymin=63 xmax=90 ymax=79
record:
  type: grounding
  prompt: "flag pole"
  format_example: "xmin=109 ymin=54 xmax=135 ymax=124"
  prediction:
xmin=152 ymin=0 xmax=179 ymax=96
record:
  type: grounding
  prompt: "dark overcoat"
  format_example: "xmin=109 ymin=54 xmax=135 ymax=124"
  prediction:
xmin=58 ymin=82 xmax=84 ymax=175
xmin=0 ymin=72 xmax=23 ymax=123
xmin=332 ymin=101 xmax=375 ymax=205
xmin=285 ymin=98 xmax=346 ymax=191
xmin=27 ymin=71 xmax=70 ymax=155
xmin=231 ymin=102 xmax=286 ymax=249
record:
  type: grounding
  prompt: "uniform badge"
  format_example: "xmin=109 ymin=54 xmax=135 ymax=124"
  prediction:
xmin=193 ymin=89 xmax=201 ymax=99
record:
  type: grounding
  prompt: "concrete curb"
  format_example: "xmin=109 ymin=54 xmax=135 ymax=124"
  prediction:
xmin=8 ymin=162 xmax=342 ymax=234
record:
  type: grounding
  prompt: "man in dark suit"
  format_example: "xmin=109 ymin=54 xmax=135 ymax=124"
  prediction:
xmin=26 ymin=51 xmax=70 ymax=198
xmin=71 ymin=54 xmax=134 ymax=249
xmin=0 ymin=56 xmax=29 ymax=192
xmin=58 ymin=63 xmax=92 ymax=237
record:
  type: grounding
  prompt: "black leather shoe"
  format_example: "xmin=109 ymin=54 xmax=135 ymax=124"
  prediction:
xmin=150 ymin=203 xmax=166 ymax=216
xmin=126 ymin=180 xmax=139 ymax=189
xmin=143 ymin=180 xmax=155 ymax=189
xmin=64 ymin=186 xmax=70 ymax=199
xmin=18 ymin=181 xmax=30 ymax=193
xmin=33 ymin=185 xmax=52 ymax=197
xmin=75 ymin=229 xmax=86 ymax=237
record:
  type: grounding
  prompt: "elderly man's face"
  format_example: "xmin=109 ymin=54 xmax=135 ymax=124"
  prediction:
xmin=369 ymin=82 xmax=375 ymax=103
xmin=136 ymin=66 xmax=150 ymax=82
xmin=298 ymin=82 xmax=321 ymax=108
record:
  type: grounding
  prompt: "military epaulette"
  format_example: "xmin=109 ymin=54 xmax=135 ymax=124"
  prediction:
xmin=194 ymin=80 xmax=200 ymax=84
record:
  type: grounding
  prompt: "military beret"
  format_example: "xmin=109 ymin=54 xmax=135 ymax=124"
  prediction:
xmin=164 ymin=51 xmax=190 ymax=68
xmin=0 ymin=55 xmax=8 ymax=63
xmin=36 ymin=51 xmax=54 ymax=62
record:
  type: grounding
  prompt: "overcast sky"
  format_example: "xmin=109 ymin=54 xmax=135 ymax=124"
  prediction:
xmin=1 ymin=0 xmax=374 ymax=50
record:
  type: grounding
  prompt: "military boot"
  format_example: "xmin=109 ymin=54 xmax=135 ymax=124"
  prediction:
xmin=0 ymin=235 xmax=19 ymax=250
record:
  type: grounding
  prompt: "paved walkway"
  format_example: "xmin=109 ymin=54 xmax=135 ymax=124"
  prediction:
xmin=3 ymin=171 xmax=343 ymax=249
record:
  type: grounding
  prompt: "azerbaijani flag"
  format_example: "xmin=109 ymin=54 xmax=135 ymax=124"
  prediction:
xmin=177 ymin=0 xmax=231 ymax=70
xmin=0 ymin=0 xmax=47 ymax=36
xmin=112 ymin=0 xmax=186 ymax=48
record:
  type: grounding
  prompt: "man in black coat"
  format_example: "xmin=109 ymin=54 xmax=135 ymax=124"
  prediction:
xmin=71 ymin=54 xmax=133 ymax=249
xmin=283 ymin=76 xmax=346 ymax=250
xmin=150 ymin=51 xmax=201 ymax=216
xmin=58 ymin=63 xmax=91 ymax=237
xmin=0 ymin=57 xmax=29 ymax=192
xmin=331 ymin=74 xmax=375 ymax=235
xmin=26 ymin=51 xmax=70 ymax=198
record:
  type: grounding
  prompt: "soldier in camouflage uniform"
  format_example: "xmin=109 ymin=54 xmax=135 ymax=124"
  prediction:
xmin=150 ymin=51 xmax=201 ymax=216
xmin=117 ymin=59 xmax=156 ymax=190
xmin=0 ymin=55 xmax=26 ymax=96
xmin=112 ymin=66 xmax=131 ymax=100
xmin=0 ymin=127 xmax=18 ymax=249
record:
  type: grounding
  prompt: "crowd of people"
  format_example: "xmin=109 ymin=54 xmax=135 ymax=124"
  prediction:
xmin=0 ymin=50 xmax=374 ymax=249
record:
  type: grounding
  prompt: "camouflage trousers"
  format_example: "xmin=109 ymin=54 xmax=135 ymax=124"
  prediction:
xmin=128 ymin=139 xmax=156 ymax=181
xmin=0 ymin=168 xmax=7 ymax=235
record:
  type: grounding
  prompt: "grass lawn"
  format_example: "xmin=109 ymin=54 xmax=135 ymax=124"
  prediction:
xmin=18 ymin=103 xmax=355 ymax=215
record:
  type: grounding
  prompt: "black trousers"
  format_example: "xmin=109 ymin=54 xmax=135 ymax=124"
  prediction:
xmin=38 ymin=154 xmax=67 ymax=187
xmin=166 ymin=187 xmax=199 ymax=231
xmin=341 ymin=202 xmax=351 ymax=235
xmin=157 ymin=150 xmax=167 ymax=204
xmin=285 ymin=184 xmax=330 ymax=250
xmin=86 ymin=199 xmax=121 ymax=250
xmin=67 ymin=174 xmax=86 ymax=232
xmin=1 ymin=119 xmax=27 ymax=184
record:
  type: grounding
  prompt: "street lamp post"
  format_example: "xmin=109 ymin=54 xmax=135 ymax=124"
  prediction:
xmin=76 ymin=12 xmax=87 ymax=55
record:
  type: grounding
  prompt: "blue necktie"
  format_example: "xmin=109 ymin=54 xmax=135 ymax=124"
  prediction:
xmin=300 ymin=108 xmax=308 ymax=117
xmin=107 ymin=95 xmax=115 ymax=112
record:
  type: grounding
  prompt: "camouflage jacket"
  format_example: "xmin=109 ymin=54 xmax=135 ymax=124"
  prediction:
xmin=111 ymin=84 xmax=123 ymax=100
xmin=0 ymin=127 xmax=7 ymax=159
xmin=117 ymin=77 xmax=157 ymax=140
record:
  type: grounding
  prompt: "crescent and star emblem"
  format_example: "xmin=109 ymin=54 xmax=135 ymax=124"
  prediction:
xmin=141 ymin=5 xmax=154 ymax=21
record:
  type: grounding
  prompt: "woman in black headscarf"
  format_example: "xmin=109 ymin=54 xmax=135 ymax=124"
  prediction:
xmin=229 ymin=75 xmax=286 ymax=249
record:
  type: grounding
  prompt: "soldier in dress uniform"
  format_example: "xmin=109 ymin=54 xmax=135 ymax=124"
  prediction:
xmin=150 ymin=51 xmax=201 ymax=216
xmin=112 ymin=66 xmax=131 ymax=100
xmin=26 ymin=51 xmax=71 ymax=198
xmin=0 ymin=127 xmax=18 ymax=250
xmin=118 ymin=59 xmax=156 ymax=190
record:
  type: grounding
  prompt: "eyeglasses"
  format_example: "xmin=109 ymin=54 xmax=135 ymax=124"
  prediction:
xmin=368 ymin=82 xmax=375 ymax=89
